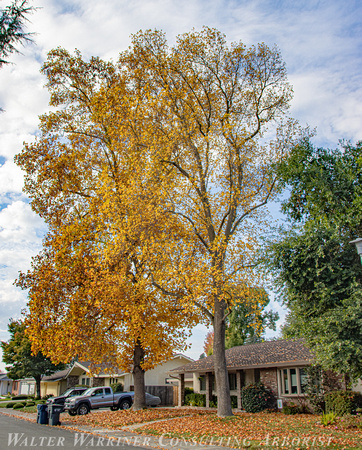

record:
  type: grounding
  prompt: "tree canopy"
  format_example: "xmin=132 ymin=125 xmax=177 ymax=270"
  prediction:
xmin=267 ymin=140 xmax=362 ymax=380
xmin=1 ymin=319 xmax=65 ymax=397
xmin=16 ymin=47 xmax=200 ymax=410
xmin=16 ymin=28 xmax=303 ymax=416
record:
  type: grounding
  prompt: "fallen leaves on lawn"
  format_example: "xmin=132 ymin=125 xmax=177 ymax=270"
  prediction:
xmin=67 ymin=407 xmax=212 ymax=429
xmin=135 ymin=412 xmax=362 ymax=448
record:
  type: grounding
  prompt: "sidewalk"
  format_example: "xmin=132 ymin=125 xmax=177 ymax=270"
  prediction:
xmin=0 ymin=408 xmax=234 ymax=450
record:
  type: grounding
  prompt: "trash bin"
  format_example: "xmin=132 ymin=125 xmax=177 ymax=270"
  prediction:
xmin=36 ymin=404 xmax=48 ymax=425
xmin=48 ymin=403 xmax=63 ymax=426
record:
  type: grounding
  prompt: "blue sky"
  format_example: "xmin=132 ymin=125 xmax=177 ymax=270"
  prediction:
xmin=0 ymin=0 xmax=361 ymax=371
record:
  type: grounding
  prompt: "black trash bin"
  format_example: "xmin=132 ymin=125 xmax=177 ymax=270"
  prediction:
xmin=48 ymin=403 xmax=63 ymax=426
xmin=36 ymin=404 xmax=48 ymax=425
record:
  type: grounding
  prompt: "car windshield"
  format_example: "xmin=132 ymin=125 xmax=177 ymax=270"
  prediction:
xmin=61 ymin=389 xmax=74 ymax=397
xmin=82 ymin=388 xmax=93 ymax=396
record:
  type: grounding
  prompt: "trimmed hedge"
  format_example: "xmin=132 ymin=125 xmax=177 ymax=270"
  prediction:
xmin=26 ymin=401 xmax=35 ymax=407
xmin=6 ymin=403 xmax=14 ymax=408
xmin=12 ymin=395 xmax=28 ymax=400
xmin=325 ymin=391 xmax=362 ymax=416
xmin=13 ymin=403 xmax=25 ymax=409
xmin=241 ymin=382 xmax=275 ymax=413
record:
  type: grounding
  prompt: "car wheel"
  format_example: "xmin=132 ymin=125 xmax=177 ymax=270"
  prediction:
xmin=119 ymin=399 xmax=132 ymax=410
xmin=77 ymin=403 xmax=90 ymax=415
xmin=110 ymin=405 xmax=119 ymax=411
xmin=68 ymin=410 xmax=77 ymax=416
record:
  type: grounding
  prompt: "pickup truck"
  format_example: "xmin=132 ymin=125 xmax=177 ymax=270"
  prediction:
xmin=63 ymin=386 xmax=161 ymax=415
xmin=46 ymin=387 xmax=88 ymax=409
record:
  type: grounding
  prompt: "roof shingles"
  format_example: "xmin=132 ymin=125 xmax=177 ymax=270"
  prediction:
xmin=171 ymin=339 xmax=313 ymax=373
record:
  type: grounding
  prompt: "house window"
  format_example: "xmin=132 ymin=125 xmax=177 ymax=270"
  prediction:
xmin=290 ymin=369 xmax=298 ymax=394
xmin=229 ymin=373 xmax=237 ymax=390
xmin=280 ymin=368 xmax=307 ymax=395
xmin=254 ymin=369 xmax=260 ymax=383
xmin=283 ymin=369 xmax=289 ymax=394
xmin=299 ymin=368 xmax=308 ymax=393
xmin=81 ymin=378 xmax=90 ymax=386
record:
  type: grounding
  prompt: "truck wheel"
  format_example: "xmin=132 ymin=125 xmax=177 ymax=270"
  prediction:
xmin=110 ymin=405 xmax=119 ymax=411
xmin=77 ymin=403 xmax=90 ymax=415
xmin=68 ymin=410 xmax=77 ymax=416
xmin=119 ymin=399 xmax=131 ymax=410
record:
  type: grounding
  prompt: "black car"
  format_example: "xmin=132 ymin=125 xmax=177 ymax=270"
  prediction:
xmin=46 ymin=387 xmax=88 ymax=407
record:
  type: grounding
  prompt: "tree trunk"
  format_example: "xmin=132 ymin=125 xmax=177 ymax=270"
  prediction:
xmin=35 ymin=375 xmax=41 ymax=399
xmin=132 ymin=342 xmax=146 ymax=410
xmin=213 ymin=294 xmax=233 ymax=417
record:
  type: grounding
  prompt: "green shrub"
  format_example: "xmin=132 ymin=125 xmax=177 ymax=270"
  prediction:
xmin=241 ymin=382 xmax=275 ymax=413
xmin=209 ymin=396 xmax=218 ymax=408
xmin=13 ymin=403 xmax=25 ymax=409
xmin=325 ymin=391 xmax=362 ymax=416
xmin=282 ymin=403 xmax=300 ymax=415
xmin=185 ymin=393 xmax=206 ymax=407
xmin=230 ymin=395 xmax=237 ymax=409
xmin=321 ymin=412 xmax=337 ymax=426
xmin=6 ymin=403 xmax=14 ymax=408
xmin=111 ymin=383 xmax=124 ymax=393
xmin=12 ymin=395 xmax=28 ymax=400
xmin=26 ymin=401 xmax=35 ymax=407
xmin=184 ymin=387 xmax=194 ymax=398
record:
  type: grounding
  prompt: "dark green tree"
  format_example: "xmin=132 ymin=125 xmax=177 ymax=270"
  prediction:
xmin=225 ymin=289 xmax=279 ymax=349
xmin=267 ymin=140 xmax=362 ymax=380
xmin=0 ymin=0 xmax=34 ymax=67
xmin=1 ymin=319 xmax=65 ymax=397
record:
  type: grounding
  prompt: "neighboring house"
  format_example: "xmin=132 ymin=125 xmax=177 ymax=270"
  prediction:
xmin=41 ymin=368 xmax=71 ymax=398
xmin=18 ymin=378 xmax=35 ymax=396
xmin=170 ymin=339 xmax=351 ymax=409
xmin=41 ymin=354 xmax=194 ymax=404
xmin=0 ymin=373 xmax=13 ymax=396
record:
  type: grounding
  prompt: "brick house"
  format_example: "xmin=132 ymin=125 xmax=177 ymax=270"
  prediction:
xmin=170 ymin=339 xmax=349 ymax=409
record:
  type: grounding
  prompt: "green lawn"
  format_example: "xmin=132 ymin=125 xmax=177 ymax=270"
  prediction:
xmin=0 ymin=399 xmax=45 ymax=413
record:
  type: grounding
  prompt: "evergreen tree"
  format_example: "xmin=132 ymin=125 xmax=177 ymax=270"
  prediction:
xmin=1 ymin=319 xmax=65 ymax=397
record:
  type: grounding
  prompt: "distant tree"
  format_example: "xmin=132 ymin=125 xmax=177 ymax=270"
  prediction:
xmin=203 ymin=289 xmax=278 ymax=353
xmin=1 ymin=319 xmax=65 ymax=397
xmin=203 ymin=330 xmax=214 ymax=356
xmin=225 ymin=289 xmax=278 ymax=349
xmin=0 ymin=0 xmax=34 ymax=67
xmin=267 ymin=140 xmax=362 ymax=380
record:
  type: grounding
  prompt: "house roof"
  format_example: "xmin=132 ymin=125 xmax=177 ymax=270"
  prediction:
xmin=170 ymin=339 xmax=313 ymax=374
xmin=0 ymin=373 xmax=12 ymax=381
xmin=42 ymin=368 xmax=71 ymax=382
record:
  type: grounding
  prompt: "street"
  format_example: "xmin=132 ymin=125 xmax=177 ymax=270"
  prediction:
xmin=0 ymin=414 xmax=148 ymax=449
